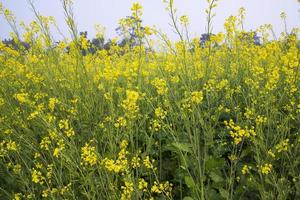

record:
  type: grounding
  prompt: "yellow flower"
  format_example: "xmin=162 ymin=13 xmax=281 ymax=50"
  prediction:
xmin=27 ymin=111 xmax=39 ymax=120
xmin=4 ymin=129 xmax=12 ymax=135
xmin=144 ymin=26 xmax=152 ymax=35
xmin=143 ymin=156 xmax=154 ymax=169
xmin=191 ymin=91 xmax=204 ymax=104
xmin=13 ymin=164 xmax=21 ymax=174
xmin=49 ymin=97 xmax=59 ymax=112
xmin=120 ymin=140 xmax=128 ymax=149
xmin=32 ymin=169 xmax=44 ymax=184
xmin=101 ymin=140 xmax=130 ymax=173
xmin=42 ymin=189 xmax=50 ymax=198
xmin=228 ymin=154 xmax=237 ymax=162
xmin=14 ymin=193 xmax=22 ymax=200
xmin=275 ymin=139 xmax=289 ymax=153
xmin=60 ymin=183 xmax=72 ymax=195
xmin=155 ymin=107 xmax=167 ymax=119
xmin=59 ymin=119 xmax=70 ymax=130
xmin=151 ymin=181 xmax=172 ymax=196
xmin=121 ymin=181 xmax=134 ymax=200
xmin=0 ymin=97 xmax=4 ymax=106
xmin=255 ymin=115 xmax=267 ymax=125
xmin=64 ymin=127 xmax=75 ymax=137
xmin=171 ymin=75 xmax=180 ymax=83
xmin=138 ymin=178 xmax=148 ymax=191
xmin=79 ymin=36 xmax=90 ymax=50
xmin=180 ymin=15 xmax=189 ymax=25
xmin=150 ymin=119 xmax=161 ymax=131
xmin=268 ymin=149 xmax=276 ymax=158
xmin=151 ymin=78 xmax=168 ymax=95
xmin=114 ymin=117 xmax=127 ymax=128
xmin=34 ymin=152 xmax=41 ymax=159
xmin=102 ymin=158 xmax=118 ymax=172
xmin=122 ymin=90 xmax=140 ymax=119
xmin=53 ymin=139 xmax=65 ymax=158
xmin=225 ymin=119 xmax=256 ymax=145
xmin=151 ymin=182 xmax=161 ymax=194
xmin=259 ymin=163 xmax=272 ymax=175
xmin=244 ymin=108 xmax=255 ymax=119
xmin=48 ymin=129 xmax=58 ymax=140
xmin=36 ymin=163 xmax=43 ymax=169
xmin=58 ymin=119 xmax=75 ymax=137
xmin=81 ymin=141 xmax=98 ymax=167
xmin=131 ymin=155 xmax=141 ymax=168
xmin=131 ymin=2 xmax=142 ymax=12
xmin=126 ymin=90 xmax=139 ymax=102
xmin=46 ymin=114 xmax=56 ymax=123
xmin=280 ymin=12 xmax=286 ymax=19
xmin=64 ymin=0 xmax=73 ymax=6
xmin=14 ymin=93 xmax=29 ymax=103
xmin=6 ymin=140 xmax=18 ymax=151
xmin=241 ymin=165 xmax=252 ymax=175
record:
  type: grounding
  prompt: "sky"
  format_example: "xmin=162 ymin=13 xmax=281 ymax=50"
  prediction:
xmin=0 ymin=0 xmax=299 ymax=41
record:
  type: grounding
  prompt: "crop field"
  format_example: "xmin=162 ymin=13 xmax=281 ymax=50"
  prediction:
xmin=0 ymin=0 xmax=300 ymax=200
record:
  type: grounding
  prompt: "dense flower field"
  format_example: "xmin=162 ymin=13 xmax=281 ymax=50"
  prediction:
xmin=0 ymin=1 xmax=300 ymax=200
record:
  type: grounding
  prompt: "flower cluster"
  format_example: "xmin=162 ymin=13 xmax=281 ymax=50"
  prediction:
xmin=81 ymin=140 xmax=98 ymax=167
xmin=121 ymin=90 xmax=140 ymax=119
xmin=224 ymin=119 xmax=256 ymax=144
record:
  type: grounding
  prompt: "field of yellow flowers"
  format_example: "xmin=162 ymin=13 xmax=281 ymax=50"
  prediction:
xmin=0 ymin=0 xmax=300 ymax=200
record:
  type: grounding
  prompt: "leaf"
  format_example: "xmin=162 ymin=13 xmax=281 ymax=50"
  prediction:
xmin=184 ymin=176 xmax=195 ymax=188
xmin=180 ymin=165 xmax=187 ymax=170
xmin=219 ymin=188 xmax=229 ymax=199
xmin=171 ymin=142 xmax=192 ymax=153
xmin=210 ymin=171 xmax=224 ymax=183
xmin=207 ymin=186 xmax=222 ymax=200
xmin=239 ymin=147 xmax=252 ymax=159
xmin=207 ymin=188 xmax=222 ymax=200
xmin=206 ymin=157 xmax=225 ymax=171
xmin=183 ymin=197 xmax=194 ymax=200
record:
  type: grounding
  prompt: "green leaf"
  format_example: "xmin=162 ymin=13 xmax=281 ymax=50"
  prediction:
xmin=207 ymin=187 xmax=222 ymax=200
xmin=183 ymin=197 xmax=194 ymax=200
xmin=207 ymin=188 xmax=222 ymax=200
xmin=210 ymin=171 xmax=224 ymax=183
xmin=219 ymin=188 xmax=229 ymax=199
xmin=171 ymin=142 xmax=192 ymax=153
xmin=239 ymin=147 xmax=252 ymax=159
xmin=184 ymin=176 xmax=195 ymax=188
xmin=206 ymin=157 xmax=225 ymax=171
xmin=180 ymin=165 xmax=187 ymax=170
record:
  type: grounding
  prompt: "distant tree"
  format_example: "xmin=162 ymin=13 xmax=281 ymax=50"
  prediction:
xmin=199 ymin=33 xmax=214 ymax=48
xmin=116 ymin=16 xmax=144 ymax=49
xmin=116 ymin=3 xmax=152 ymax=50
xmin=237 ymin=31 xmax=261 ymax=46
xmin=76 ymin=31 xmax=107 ymax=55
xmin=68 ymin=31 xmax=115 ymax=55
xmin=2 ymin=38 xmax=30 ymax=50
xmin=90 ymin=37 xmax=105 ymax=53
xmin=79 ymin=31 xmax=89 ymax=56
xmin=253 ymin=32 xmax=261 ymax=45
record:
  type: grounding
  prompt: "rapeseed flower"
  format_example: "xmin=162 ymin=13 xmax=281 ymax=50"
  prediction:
xmin=81 ymin=141 xmax=98 ymax=167
xmin=259 ymin=163 xmax=272 ymax=175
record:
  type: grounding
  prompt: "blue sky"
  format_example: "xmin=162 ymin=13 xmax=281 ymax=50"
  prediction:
xmin=0 ymin=0 xmax=299 ymax=40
